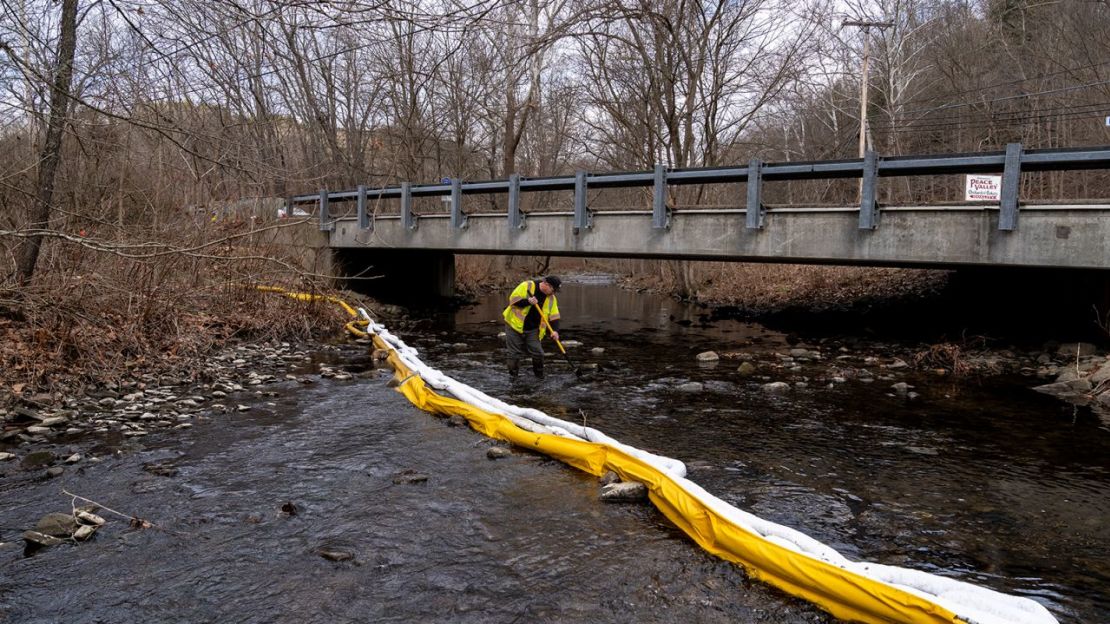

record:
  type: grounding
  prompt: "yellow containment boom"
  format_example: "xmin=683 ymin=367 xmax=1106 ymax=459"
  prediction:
xmin=262 ymin=287 xmax=1059 ymax=624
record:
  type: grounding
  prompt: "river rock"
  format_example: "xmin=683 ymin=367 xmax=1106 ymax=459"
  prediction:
xmin=600 ymin=481 xmax=648 ymax=503
xmin=737 ymin=362 xmax=757 ymax=377
xmin=561 ymin=340 xmax=583 ymax=348
xmin=891 ymin=382 xmax=912 ymax=395
xmin=46 ymin=466 xmax=64 ymax=478
xmin=695 ymin=351 xmax=719 ymax=362
xmin=599 ymin=470 xmax=620 ymax=486
xmin=1057 ymin=342 xmax=1098 ymax=357
xmin=447 ymin=415 xmax=467 ymax=427
xmin=590 ymin=347 xmax=605 ymax=355
xmin=22 ymin=530 xmax=64 ymax=547
xmin=21 ymin=451 xmax=53 ymax=468
xmin=392 ymin=469 xmax=429 ymax=485
xmin=38 ymin=416 xmax=68 ymax=427
xmin=1055 ymin=368 xmax=1082 ymax=383
xmin=64 ymin=453 xmax=81 ymax=464
xmin=887 ymin=359 xmax=910 ymax=369
xmin=677 ymin=382 xmax=704 ymax=393
xmin=0 ymin=452 xmax=14 ymax=461
xmin=237 ymin=405 xmax=251 ymax=412
xmin=1090 ymin=361 xmax=1110 ymax=386
xmin=1034 ymin=378 xmax=1092 ymax=397
xmin=77 ymin=511 xmax=105 ymax=526
xmin=788 ymin=348 xmax=810 ymax=358
xmin=72 ymin=525 xmax=98 ymax=541
xmin=318 ymin=549 xmax=354 ymax=562
xmin=486 ymin=446 xmax=512 ymax=460
xmin=9 ymin=407 xmax=41 ymax=422
xmin=36 ymin=513 xmax=79 ymax=537
xmin=761 ymin=382 xmax=790 ymax=393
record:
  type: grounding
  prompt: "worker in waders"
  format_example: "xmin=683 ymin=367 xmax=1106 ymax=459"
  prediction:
xmin=502 ymin=276 xmax=562 ymax=379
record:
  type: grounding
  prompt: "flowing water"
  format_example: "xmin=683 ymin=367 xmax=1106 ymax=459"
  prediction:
xmin=1 ymin=279 xmax=1107 ymax=623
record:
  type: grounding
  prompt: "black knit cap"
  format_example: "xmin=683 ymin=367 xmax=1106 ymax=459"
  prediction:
xmin=543 ymin=275 xmax=562 ymax=291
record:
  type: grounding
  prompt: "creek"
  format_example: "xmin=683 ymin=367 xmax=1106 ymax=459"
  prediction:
xmin=1 ymin=278 xmax=1106 ymax=623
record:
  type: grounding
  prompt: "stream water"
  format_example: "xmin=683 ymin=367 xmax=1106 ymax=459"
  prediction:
xmin=1 ymin=278 xmax=1106 ymax=623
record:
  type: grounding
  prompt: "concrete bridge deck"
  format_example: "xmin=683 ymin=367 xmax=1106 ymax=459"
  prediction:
xmin=330 ymin=205 xmax=1110 ymax=270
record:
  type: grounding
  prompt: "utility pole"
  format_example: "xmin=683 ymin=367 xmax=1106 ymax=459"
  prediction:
xmin=841 ymin=19 xmax=893 ymax=158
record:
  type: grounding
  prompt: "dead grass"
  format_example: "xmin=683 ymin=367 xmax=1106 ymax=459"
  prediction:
xmin=911 ymin=343 xmax=977 ymax=376
xmin=623 ymin=262 xmax=949 ymax=314
xmin=1 ymin=218 xmax=356 ymax=396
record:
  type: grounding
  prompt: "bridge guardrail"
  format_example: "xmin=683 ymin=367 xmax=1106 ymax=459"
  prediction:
xmin=289 ymin=144 xmax=1110 ymax=234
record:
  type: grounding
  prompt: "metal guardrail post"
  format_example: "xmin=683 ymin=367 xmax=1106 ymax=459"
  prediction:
xmin=746 ymin=158 xmax=764 ymax=230
xmin=1000 ymin=143 xmax=1023 ymax=231
xmin=653 ymin=164 xmax=670 ymax=229
xmin=574 ymin=170 xmax=591 ymax=232
xmin=357 ymin=185 xmax=370 ymax=230
xmin=508 ymin=173 xmax=523 ymax=230
xmin=318 ymin=189 xmax=331 ymax=231
xmin=401 ymin=182 xmax=416 ymax=230
xmin=859 ymin=151 xmax=879 ymax=229
xmin=450 ymin=177 xmax=466 ymax=229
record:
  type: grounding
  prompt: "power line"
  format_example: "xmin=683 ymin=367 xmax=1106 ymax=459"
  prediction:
xmin=894 ymin=79 xmax=1110 ymax=117
xmin=873 ymin=100 xmax=1110 ymax=131
xmin=873 ymin=105 xmax=1110 ymax=134
xmin=891 ymin=59 xmax=1110 ymax=110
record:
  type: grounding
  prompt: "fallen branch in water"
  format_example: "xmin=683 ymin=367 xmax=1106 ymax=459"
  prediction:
xmin=63 ymin=489 xmax=161 ymax=532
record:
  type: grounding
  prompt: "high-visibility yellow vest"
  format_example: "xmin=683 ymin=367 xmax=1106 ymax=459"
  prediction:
xmin=502 ymin=280 xmax=559 ymax=338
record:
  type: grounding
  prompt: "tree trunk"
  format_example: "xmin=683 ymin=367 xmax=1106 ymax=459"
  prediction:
xmin=15 ymin=0 xmax=79 ymax=286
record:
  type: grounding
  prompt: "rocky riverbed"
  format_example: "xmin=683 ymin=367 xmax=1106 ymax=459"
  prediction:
xmin=554 ymin=331 xmax=1110 ymax=423
xmin=0 ymin=338 xmax=388 ymax=478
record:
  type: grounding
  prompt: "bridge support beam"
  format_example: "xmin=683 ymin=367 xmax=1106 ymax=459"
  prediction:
xmin=333 ymin=248 xmax=455 ymax=302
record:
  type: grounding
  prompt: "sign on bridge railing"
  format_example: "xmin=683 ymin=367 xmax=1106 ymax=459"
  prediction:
xmin=965 ymin=175 xmax=1003 ymax=201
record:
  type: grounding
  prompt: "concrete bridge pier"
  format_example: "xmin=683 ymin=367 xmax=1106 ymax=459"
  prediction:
xmin=333 ymin=248 xmax=455 ymax=302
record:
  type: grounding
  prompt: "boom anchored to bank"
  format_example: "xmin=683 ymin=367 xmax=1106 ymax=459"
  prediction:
xmin=264 ymin=287 xmax=1060 ymax=624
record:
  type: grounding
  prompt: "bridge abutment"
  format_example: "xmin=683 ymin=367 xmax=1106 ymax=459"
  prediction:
xmin=333 ymin=248 xmax=455 ymax=302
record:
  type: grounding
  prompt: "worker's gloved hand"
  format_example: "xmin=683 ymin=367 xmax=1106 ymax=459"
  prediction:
xmin=550 ymin=331 xmax=559 ymax=342
xmin=527 ymin=296 xmax=539 ymax=306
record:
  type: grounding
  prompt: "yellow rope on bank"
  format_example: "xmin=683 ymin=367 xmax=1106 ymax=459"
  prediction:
xmin=258 ymin=285 xmax=1056 ymax=624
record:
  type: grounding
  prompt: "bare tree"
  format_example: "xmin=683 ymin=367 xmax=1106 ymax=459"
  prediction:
xmin=12 ymin=0 xmax=77 ymax=285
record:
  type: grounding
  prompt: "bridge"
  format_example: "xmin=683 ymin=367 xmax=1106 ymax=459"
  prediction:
xmin=289 ymin=145 xmax=1110 ymax=298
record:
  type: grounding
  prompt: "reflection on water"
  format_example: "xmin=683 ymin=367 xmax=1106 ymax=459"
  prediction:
xmin=0 ymin=279 xmax=1106 ymax=623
